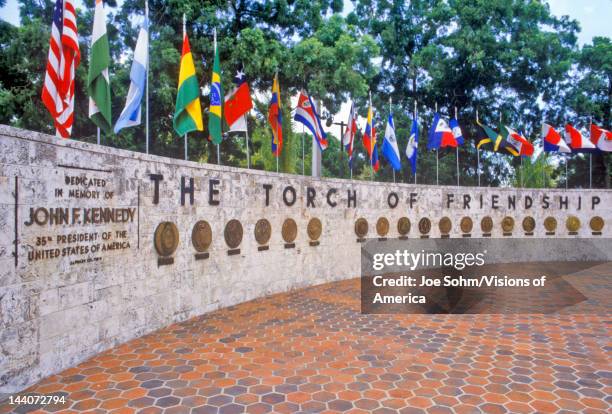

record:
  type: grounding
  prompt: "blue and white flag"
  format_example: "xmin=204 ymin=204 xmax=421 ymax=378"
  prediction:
xmin=406 ymin=118 xmax=419 ymax=174
xmin=382 ymin=113 xmax=401 ymax=171
xmin=449 ymin=118 xmax=464 ymax=145
xmin=114 ymin=19 xmax=148 ymax=133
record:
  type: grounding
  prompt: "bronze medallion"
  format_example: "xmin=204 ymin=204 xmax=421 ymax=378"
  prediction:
xmin=566 ymin=216 xmax=581 ymax=232
xmin=224 ymin=219 xmax=243 ymax=248
xmin=282 ymin=218 xmax=298 ymax=243
xmin=307 ymin=218 xmax=323 ymax=241
xmin=397 ymin=217 xmax=411 ymax=235
xmin=376 ymin=217 xmax=390 ymax=237
xmin=418 ymin=217 xmax=431 ymax=235
xmin=191 ymin=220 xmax=212 ymax=252
xmin=355 ymin=218 xmax=368 ymax=238
xmin=254 ymin=219 xmax=272 ymax=245
xmin=590 ymin=216 xmax=604 ymax=232
xmin=460 ymin=217 xmax=473 ymax=234
xmin=154 ymin=222 xmax=179 ymax=257
xmin=439 ymin=217 xmax=452 ymax=235
xmin=544 ymin=216 xmax=557 ymax=232
xmin=481 ymin=216 xmax=493 ymax=233
xmin=501 ymin=216 xmax=515 ymax=233
xmin=522 ymin=216 xmax=535 ymax=233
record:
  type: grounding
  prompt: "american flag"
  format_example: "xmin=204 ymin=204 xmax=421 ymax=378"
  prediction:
xmin=41 ymin=0 xmax=80 ymax=138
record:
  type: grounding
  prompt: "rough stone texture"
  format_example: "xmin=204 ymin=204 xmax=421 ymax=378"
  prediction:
xmin=0 ymin=125 xmax=610 ymax=394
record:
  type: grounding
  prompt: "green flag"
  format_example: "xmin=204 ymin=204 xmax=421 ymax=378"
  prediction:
xmin=87 ymin=0 xmax=112 ymax=133
xmin=208 ymin=31 xmax=223 ymax=144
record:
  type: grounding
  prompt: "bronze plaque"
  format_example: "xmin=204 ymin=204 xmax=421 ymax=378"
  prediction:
xmin=481 ymin=216 xmax=493 ymax=233
xmin=282 ymin=218 xmax=298 ymax=243
xmin=397 ymin=217 xmax=411 ymax=235
xmin=154 ymin=222 xmax=179 ymax=257
xmin=460 ymin=217 xmax=473 ymax=234
xmin=418 ymin=218 xmax=431 ymax=235
xmin=501 ymin=216 xmax=515 ymax=233
xmin=590 ymin=216 xmax=604 ymax=232
xmin=376 ymin=217 xmax=390 ymax=237
xmin=191 ymin=220 xmax=212 ymax=252
xmin=439 ymin=217 xmax=452 ymax=235
xmin=522 ymin=216 xmax=535 ymax=233
xmin=566 ymin=216 xmax=581 ymax=232
xmin=307 ymin=218 xmax=322 ymax=241
xmin=224 ymin=219 xmax=243 ymax=248
xmin=544 ymin=216 xmax=557 ymax=232
xmin=355 ymin=218 xmax=368 ymax=238
xmin=254 ymin=219 xmax=272 ymax=245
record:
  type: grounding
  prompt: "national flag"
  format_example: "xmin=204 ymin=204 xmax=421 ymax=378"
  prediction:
xmin=501 ymin=125 xmax=534 ymax=156
xmin=87 ymin=0 xmax=112 ymax=133
xmin=224 ymin=65 xmax=253 ymax=132
xmin=268 ymin=74 xmax=282 ymax=157
xmin=114 ymin=17 xmax=148 ymax=133
xmin=208 ymin=31 xmax=223 ymax=144
xmin=42 ymin=0 xmax=80 ymax=138
xmin=405 ymin=117 xmax=419 ymax=174
xmin=565 ymin=124 xmax=595 ymax=152
xmin=449 ymin=118 xmax=464 ymax=145
xmin=476 ymin=120 xmax=505 ymax=152
xmin=542 ymin=123 xmax=571 ymax=153
xmin=590 ymin=124 xmax=612 ymax=152
xmin=294 ymin=91 xmax=328 ymax=151
xmin=427 ymin=113 xmax=457 ymax=150
xmin=343 ymin=102 xmax=357 ymax=167
xmin=382 ymin=112 xmax=401 ymax=171
xmin=173 ymin=22 xmax=203 ymax=136
xmin=362 ymin=100 xmax=379 ymax=171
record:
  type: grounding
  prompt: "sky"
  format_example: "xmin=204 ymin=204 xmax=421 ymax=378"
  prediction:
xmin=1 ymin=0 xmax=611 ymax=139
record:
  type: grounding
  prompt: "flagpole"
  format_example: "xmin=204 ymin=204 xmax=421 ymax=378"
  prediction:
xmin=244 ymin=114 xmax=250 ymax=168
xmin=455 ymin=106 xmax=459 ymax=186
xmin=414 ymin=100 xmax=417 ymax=185
xmin=390 ymin=97 xmax=396 ymax=184
xmin=435 ymin=102 xmax=439 ymax=185
xmin=369 ymin=91 xmax=374 ymax=182
xmin=97 ymin=128 xmax=100 ymax=145
xmin=589 ymin=116 xmax=592 ymax=188
xmin=145 ymin=0 xmax=149 ymax=154
xmin=302 ymin=124 xmax=305 ymax=175
xmin=276 ymin=154 xmax=279 ymax=173
xmin=476 ymin=109 xmax=481 ymax=187
xmin=565 ymin=155 xmax=568 ymax=189
xmin=184 ymin=133 xmax=188 ymax=160
xmin=213 ymin=27 xmax=221 ymax=166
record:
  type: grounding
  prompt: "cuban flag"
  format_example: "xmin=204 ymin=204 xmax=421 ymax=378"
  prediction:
xmin=542 ymin=123 xmax=571 ymax=153
xmin=590 ymin=124 xmax=612 ymax=152
xmin=294 ymin=91 xmax=328 ymax=151
xmin=565 ymin=124 xmax=596 ymax=152
xmin=382 ymin=113 xmax=401 ymax=171
xmin=449 ymin=118 xmax=464 ymax=145
xmin=342 ymin=102 xmax=358 ymax=167
xmin=427 ymin=113 xmax=457 ymax=150
xmin=114 ymin=18 xmax=148 ymax=133
xmin=405 ymin=118 xmax=419 ymax=174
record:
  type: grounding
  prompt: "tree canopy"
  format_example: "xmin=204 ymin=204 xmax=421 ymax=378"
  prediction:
xmin=0 ymin=0 xmax=609 ymax=187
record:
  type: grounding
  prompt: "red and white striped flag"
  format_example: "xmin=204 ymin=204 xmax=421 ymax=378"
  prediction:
xmin=41 ymin=0 xmax=80 ymax=138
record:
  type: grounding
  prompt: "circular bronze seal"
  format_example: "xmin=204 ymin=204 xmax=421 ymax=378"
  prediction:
xmin=355 ymin=218 xmax=368 ymax=238
xmin=418 ymin=218 xmax=431 ymax=235
xmin=154 ymin=222 xmax=179 ymax=257
xmin=522 ymin=216 xmax=535 ymax=233
xmin=566 ymin=216 xmax=581 ymax=232
xmin=254 ymin=219 xmax=272 ymax=245
xmin=590 ymin=216 xmax=604 ymax=232
xmin=460 ymin=217 xmax=473 ymax=234
xmin=191 ymin=220 xmax=212 ymax=252
xmin=307 ymin=218 xmax=322 ymax=241
xmin=397 ymin=217 xmax=411 ymax=235
xmin=376 ymin=217 xmax=390 ymax=237
xmin=544 ymin=216 xmax=557 ymax=232
xmin=439 ymin=217 xmax=452 ymax=235
xmin=224 ymin=219 xmax=243 ymax=248
xmin=481 ymin=216 xmax=493 ymax=233
xmin=282 ymin=218 xmax=298 ymax=243
xmin=501 ymin=216 xmax=515 ymax=233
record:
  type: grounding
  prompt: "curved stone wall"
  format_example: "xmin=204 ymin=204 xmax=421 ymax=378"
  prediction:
xmin=0 ymin=125 xmax=610 ymax=393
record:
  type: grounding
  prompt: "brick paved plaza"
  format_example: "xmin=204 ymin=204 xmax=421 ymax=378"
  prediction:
xmin=1 ymin=262 xmax=610 ymax=414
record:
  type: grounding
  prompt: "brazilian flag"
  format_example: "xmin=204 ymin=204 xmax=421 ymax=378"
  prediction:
xmin=173 ymin=30 xmax=203 ymax=136
xmin=208 ymin=32 xmax=223 ymax=144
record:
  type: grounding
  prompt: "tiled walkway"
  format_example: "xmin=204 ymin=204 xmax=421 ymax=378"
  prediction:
xmin=1 ymin=263 xmax=611 ymax=414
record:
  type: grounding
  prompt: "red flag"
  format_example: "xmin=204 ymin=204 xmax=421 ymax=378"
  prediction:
xmin=224 ymin=82 xmax=253 ymax=130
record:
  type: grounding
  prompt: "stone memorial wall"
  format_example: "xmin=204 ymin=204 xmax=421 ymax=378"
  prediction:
xmin=0 ymin=125 xmax=610 ymax=393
